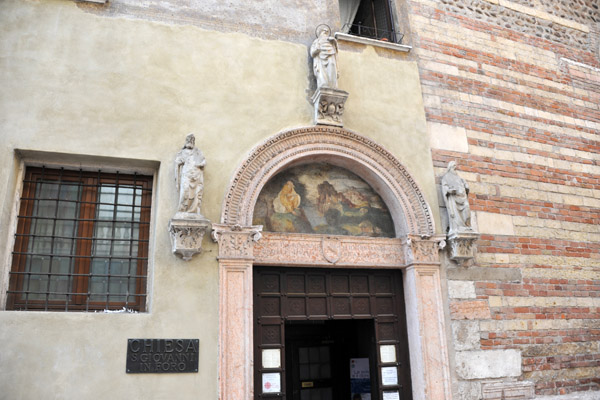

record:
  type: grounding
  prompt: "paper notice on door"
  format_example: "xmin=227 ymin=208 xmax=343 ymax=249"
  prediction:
xmin=262 ymin=349 xmax=281 ymax=369
xmin=262 ymin=372 xmax=281 ymax=393
xmin=381 ymin=366 xmax=398 ymax=386
xmin=383 ymin=391 xmax=400 ymax=400
xmin=379 ymin=345 xmax=396 ymax=363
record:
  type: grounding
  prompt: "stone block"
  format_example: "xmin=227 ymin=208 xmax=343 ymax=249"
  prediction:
xmin=476 ymin=212 xmax=514 ymax=235
xmin=448 ymin=280 xmax=477 ymax=299
xmin=447 ymin=267 xmax=522 ymax=282
xmin=455 ymin=350 xmax=522 ymax=379
xmin=482 ymin=381 xmax=535 ymax=399
xmin=456 ymin=380 xmax=482 ymax=400
xmin=452 ymin=320 xmax=481 ymax=351
xmin=450 ymin=300 xmax=491 ymax=320
xmin=428 ymin=122 xmax=469 ymax=152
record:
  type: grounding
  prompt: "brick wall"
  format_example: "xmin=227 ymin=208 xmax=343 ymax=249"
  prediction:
xmin=408 ymin=0 xmax=600 ymax=397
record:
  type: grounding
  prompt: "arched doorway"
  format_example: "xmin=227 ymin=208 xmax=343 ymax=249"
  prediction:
xmin=212 ymin=126 xmax=452 ymax=400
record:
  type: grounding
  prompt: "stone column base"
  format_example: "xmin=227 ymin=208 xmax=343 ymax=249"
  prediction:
xmin=168 ymin=214 xmax=211 ymax=261
xmin=311 ymin=87 xmax=349 ymax=126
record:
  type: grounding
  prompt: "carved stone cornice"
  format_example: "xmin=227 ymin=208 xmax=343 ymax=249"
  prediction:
xmin=405 ymin=234 xmax=446 ymax=265
xmin=211 ymin=224 xmax=263 ymax=260
xmin=219 ymin=126 xmax=435 ymax=237
xmin=253 ymin=232 xmax=405 ymax=267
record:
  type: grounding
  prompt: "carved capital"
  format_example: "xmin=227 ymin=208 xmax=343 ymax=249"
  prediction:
xmin=447 ymin=231 xmax=480 ymax=266
xmin=311 ymin=87 xmax=349 ymax=127
xmin=212 ymin=224 xmax=263 ymax=260
xmin=405 ymin=235 xmax=446 ymax=265
xmin=168 ymin=216 xmax=211 ymax=261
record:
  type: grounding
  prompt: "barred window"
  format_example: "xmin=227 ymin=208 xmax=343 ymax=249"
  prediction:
xmin=6 ymin=167 xmax=152 ymax=312
xmin=339 ymin=0 xmax=403 ymax=43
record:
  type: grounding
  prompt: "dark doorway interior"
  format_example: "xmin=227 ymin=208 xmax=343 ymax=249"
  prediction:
xmin=285 ymin=319 xmax=377 ymax=400
xmin=254 ymin=267 xmax=412 ymax=399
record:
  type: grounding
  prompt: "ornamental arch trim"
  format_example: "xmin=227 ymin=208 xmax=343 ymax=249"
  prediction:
xmin=220 ymin=125 xmax=435 ymax=237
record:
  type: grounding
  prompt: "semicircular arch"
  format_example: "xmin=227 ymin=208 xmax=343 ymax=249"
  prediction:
xmin=220 ymin=126 xmax=435 ymax=237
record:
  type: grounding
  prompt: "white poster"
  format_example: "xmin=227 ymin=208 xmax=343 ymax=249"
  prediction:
xmin=379 ymin=345 xmax=396 ymax=364
xmin=383 ymin=391 xmax=400 ymax=400
xmin=381 ymin=366 xmax=398 ymax=386
xmin=262 ymin=372 xmax=281 ymax=393
xmin=262 ymin=349 xmax=281 ymax=369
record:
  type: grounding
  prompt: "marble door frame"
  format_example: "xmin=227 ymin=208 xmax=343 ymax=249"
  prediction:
xmin=213 ymin=126 xmax=453 ymax=400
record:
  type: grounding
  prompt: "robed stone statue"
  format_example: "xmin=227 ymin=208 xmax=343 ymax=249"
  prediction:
xmin=441 ymin=161 xmax=473 ymax=237
xmin=175 ymin=133 xmax=206 ymax=216
xmin=310 ymin=25 xmax=339 ymax=89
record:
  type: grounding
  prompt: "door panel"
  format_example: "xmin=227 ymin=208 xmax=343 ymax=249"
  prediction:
xmin=254 ymin=267 xmax=412 ymax=400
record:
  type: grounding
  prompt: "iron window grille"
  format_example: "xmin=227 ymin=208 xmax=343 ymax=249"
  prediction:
xmin=6 ymin=167 xmax=152 ymax=312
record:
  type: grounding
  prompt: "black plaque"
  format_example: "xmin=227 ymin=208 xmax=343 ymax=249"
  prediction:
xmin=126 ymin=339 xmax=199 ymax=373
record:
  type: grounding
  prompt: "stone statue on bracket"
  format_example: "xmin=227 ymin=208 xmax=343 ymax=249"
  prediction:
xmin=175 ymin=133 xmax=206 ymax=217
xmin=442 ymin=161 xmax=473 ymax=238
xmin=310 ymin=24 xmax=349 ymax=127
xmin=311 ymin=24 xmax=339 ymax=90
xmin=168 ymin=133 xmax=211 ymax=261
xmin=441 ymin=161 xmax=479 ymax=265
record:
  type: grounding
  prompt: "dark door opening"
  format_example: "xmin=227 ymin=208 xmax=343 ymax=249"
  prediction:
xmin=254 ymin=267 xmax=412 ymax=400
xmin=285 ymin=319 xmax=377 ymax=400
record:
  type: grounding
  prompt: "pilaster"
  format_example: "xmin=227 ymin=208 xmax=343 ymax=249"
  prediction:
xmin=212 ymin=224 xmax=262 ymax=400
xmin=403 ymin=235 xmax=453 ymax=400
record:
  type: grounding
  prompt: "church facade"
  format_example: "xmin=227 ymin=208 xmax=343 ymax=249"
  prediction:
xmin=0 ymin=0 xmax=598 ymax=399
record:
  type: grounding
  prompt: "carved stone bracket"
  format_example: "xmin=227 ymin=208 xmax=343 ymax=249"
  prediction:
xmin=405 ymin=234 xmax=446 ymax=265
xmin=447 ymin=231 xmax=480 ymax=265
xmin=211 ymin=224 xmax=263 ymax=260
xmin=168 ymin=214 xmax=211 ymax=261
xmin=311 ymin=87 xmax=349 ymax=126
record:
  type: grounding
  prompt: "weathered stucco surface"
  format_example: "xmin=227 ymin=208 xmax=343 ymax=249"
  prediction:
xmin=0 ymin=0 xmax=437 ymax=398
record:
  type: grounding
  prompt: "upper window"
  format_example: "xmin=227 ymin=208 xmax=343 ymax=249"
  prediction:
xmin=339 ymin=0 xmax=402 ymax=43
xmin=6 ymin=167 xmax=152 ymax=312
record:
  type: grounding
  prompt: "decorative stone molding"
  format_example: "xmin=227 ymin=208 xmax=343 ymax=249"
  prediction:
xmin=211 ymin=224 xmax=263 ymax=260
xmin=220 ymin=126 xmax=435 ymax=237
xmin=311 ymin=87 xmax=349 ymax=126
xmin=253 ymin=232 xmax=406 ymax=267
xmin=482 ymin=381 xmax=535 ymax=399
xmin=405 ymin=235 xmax=446 ymax=265
xmin=448 ymin=231 xmax=480 ymax=265
xmin=168 ymin=215 xmax=211 ymax=261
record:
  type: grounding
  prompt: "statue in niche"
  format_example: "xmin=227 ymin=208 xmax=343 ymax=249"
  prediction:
xmin=175 ymin=133 xmax=206 ymax=216
xmin=310 ymin=24 xmax=339 ymax=89
xmin=441 ymin=161 xmax=474 ymax=238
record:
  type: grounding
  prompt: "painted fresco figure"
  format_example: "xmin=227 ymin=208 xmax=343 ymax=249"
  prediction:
xmin=273 ymin=181 xmax=301 ymax=214
xmin=175 ymin=133 xmax=206 ymax=216
xmin=441 ymin=161 xmax=473 ymax=237
xmin=310 ymin=25 xmax=338 ymax=89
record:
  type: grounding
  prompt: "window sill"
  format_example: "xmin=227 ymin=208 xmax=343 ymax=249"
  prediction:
xmin=334 ymin=32 xmax=412 ymax=53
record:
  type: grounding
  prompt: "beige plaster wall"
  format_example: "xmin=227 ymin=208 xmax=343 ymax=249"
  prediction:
xmin=0 ymin=0 xmax=438 ymax=398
